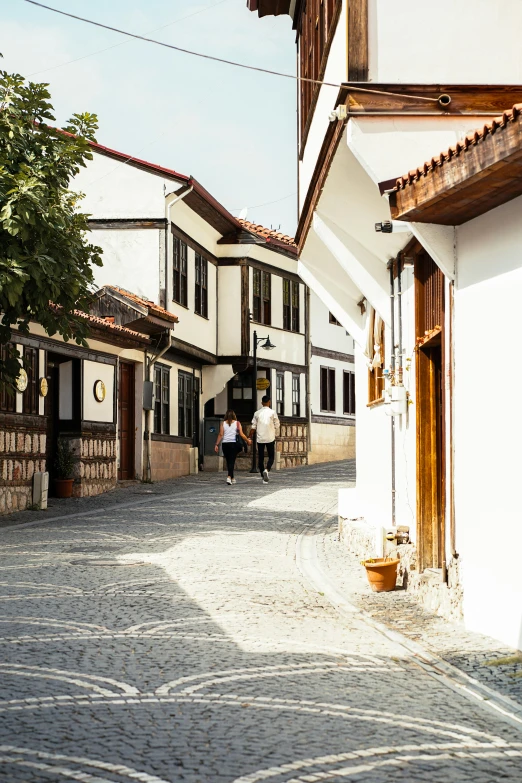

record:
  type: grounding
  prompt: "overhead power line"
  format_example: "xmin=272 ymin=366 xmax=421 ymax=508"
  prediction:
xmin=27 ymin=0 xmax=232 ymax=78
xmin=23 ymin=0 xmax=439 ymax=102
xmin=231 ymin=192 xmax=297 ymax=212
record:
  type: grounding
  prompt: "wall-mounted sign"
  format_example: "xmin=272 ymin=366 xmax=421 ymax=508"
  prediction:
xmin=93 ymin=379 xmax=106 ymax=403
xmin=16 ymin=369 xmax=28 ymax=392
xmin=39 ymin=377 xmax=48 ymax=397
xmin=256 ymin=378 xmax=271 ymax=391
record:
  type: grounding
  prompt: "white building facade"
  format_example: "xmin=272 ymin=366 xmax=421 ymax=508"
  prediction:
xmin=248 ymin=0 xmax=522 ymax=648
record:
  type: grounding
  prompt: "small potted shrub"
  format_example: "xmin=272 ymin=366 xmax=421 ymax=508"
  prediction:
xmin=53 ymin=439 xmax=75 ymax=498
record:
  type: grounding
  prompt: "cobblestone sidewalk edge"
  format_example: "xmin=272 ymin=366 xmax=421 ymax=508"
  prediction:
xmin=295 ymin=518 xmax=522 ymax=734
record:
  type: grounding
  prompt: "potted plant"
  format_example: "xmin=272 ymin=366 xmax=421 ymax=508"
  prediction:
xmin=361 ymin=556 xmax=400 ymax=592
xmin=53 ymin=439 xmax=75 ymax=498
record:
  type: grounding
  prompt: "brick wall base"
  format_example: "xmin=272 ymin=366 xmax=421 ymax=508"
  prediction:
xmin=150 ymin=440 xmax=191 ymax=481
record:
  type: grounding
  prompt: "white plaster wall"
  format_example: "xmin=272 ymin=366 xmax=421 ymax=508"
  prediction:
xmin=90 ymin=228 xmax=162 ymax=303
xmin=83 ymin=361 xmax=115 ymax=423
xmin=249 ymin=322 xmax=305 ymax=367
xmin=74 ymin=151 xmax=179 ymax=218
xmin=454 ymin=196 xmax=522 ymax=650
xmin=369 ymin=0 xmax=522 ymax=84
xmin=59 ymin=361 xmax=73 ymax=420
xmin=310 ymin=290 xmax=355 ymax=353
xmin=169 ymin=199 xmax=223 ymax=258
xmin=353 ymin=344 xmax=392 ymax=529
xmin=218 ymin=266 xmax=242 ymax=356
xmin=299 ymin=2 xmax=347 ymax=207
xmin=171 ymin=246 xmax=217 ymax=356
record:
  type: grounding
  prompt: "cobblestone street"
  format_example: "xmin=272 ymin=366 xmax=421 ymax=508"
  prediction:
xmin=0 ymin=461 xmax=521 ymax=782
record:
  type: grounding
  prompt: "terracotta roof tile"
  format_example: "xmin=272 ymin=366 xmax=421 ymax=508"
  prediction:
xmin=49 ymin=304 xmax=151 ymax=343
xmin=103 ymin=286 xmax=179 ymax=323
xmin=393 ymin=104 xmax=522 ymax=191
xmin=238 ymin=219 xmax=297 ymax=248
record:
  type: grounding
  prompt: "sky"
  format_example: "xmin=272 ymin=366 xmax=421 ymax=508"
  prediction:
xmin=2 ymin=0 xmax=298 ymax=235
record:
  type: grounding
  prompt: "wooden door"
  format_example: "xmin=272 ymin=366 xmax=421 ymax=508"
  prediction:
xmin=118 ymin=362 xmax=135 ymax=481
xmin=415 ymin=252 xmax=446 ymax=572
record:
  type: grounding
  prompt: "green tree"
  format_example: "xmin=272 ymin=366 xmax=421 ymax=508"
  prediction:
xmin=0 ymin=61 xmax=102 ymax=389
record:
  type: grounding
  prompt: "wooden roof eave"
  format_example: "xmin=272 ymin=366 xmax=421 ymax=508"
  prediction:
xmin=390 ymin=114 xmax=522 ymax=226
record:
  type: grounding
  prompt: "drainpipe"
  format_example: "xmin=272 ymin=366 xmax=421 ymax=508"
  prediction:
xmin=143 ymin=329 xmax=173 ymax=482
xmin=397 ymin=254 xmax=403 ymax=380
xmin=388 ymin=261 xmax=396 ymax=527
xmin=164 ymin=185 xmax=193 ymax=305
xmin=305 ymin=285 xmax=312 ymax=457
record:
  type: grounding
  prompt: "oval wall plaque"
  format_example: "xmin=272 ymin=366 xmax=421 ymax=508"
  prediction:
xmin=93 ymin=379 xmax=106 ymax=402
xmin=39 ymin=377 xmax=48 ymax=397
xmin=16 ymin=369 xmax=28 ymax=392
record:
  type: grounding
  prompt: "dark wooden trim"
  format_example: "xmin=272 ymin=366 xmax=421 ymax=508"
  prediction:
xmin=217 ymin=356 xmax=306 ymax=374
xmin=279 ymin=416 xmax=308 ymax=424
xmin=81 ymin=421 xmax=117 ymax=435
xmin=296 ymin=115 xmax=346 ymax=250
xmin=248 ymin=259 xmax=301 ymax=284
xmin=171 ymin=223 xmax=218 ymax=266
xmin=166 ymin=338 xmax=215 ymax=366
xmin=12 ymin=332 xmax=126 ymax=362
xmin=218 ymin=257 xmax=243 ymax=266
xmin=299 ymin=0 xmax=343 ymax=158
xmin=312 ymin=346 xmax=354 ymax=363
xmin=241 ymin=264 xmax=250 ymax=356
xmin=311 ymin=414 xmax=355 ymax=426
xmin=151 ymin=433 xmax=192 ymax=444
xmin=88 ymin=218 xmax=167 ymax=230
xmin=0 ymin=412 xmax=47 ymax=429
xmin=347 ymin=0 xmax=369 ymax=82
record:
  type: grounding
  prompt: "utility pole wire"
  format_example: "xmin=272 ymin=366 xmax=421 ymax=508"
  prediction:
xmin=23 ymin=0 xmax=439 ymax=102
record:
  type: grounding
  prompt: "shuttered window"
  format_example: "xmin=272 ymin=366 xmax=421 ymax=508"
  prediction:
xmin=320 ymin=366 xmax=335 ymax=412
xmin=253 ymin=268 xmax=271 ymax=325
xmin=178 ymin=370 xmax=193 ymax=439
xmin=283 ymin=279 xmax=300 ymax=332
xmin=195 ymin=253 xmax=208 ymax=318
xmin=173 ymin=238 xmax=188 ymax=307
xmin=154 ymin=364 xmax=170 ymax=435
xmin=343 ymin=371 xmax=355 ymax=415
xmin=292 ymin=374 xmax=301 ymax=417
xmin=23 ymin=347 xmax=38 ymax=415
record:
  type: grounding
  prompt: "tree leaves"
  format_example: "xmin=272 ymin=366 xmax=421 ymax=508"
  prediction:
xmin=0 ymin=66 xmax=103 ymax=391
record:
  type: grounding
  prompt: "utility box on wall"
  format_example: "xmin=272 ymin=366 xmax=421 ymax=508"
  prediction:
xmin=33 ymin=472 xmax=49 ymax=510
xmin=143 ymin=381 xmax=154 ymax=411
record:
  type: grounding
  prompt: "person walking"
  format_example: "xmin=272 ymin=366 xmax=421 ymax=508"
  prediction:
xmin=250 ymin=395 xmax=280 ymax=484
xmin=214 ymin=410 xmax=251 ymax=485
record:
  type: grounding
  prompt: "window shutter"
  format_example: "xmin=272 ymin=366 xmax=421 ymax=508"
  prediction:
xmin=328 ymin=368 xmax=335 ymax=412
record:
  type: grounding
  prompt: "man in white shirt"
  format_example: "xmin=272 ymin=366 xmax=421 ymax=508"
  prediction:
xmin=250 ymin=395 xmax=280 ymax=484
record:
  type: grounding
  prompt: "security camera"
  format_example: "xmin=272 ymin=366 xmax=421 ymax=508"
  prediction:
xmin=328 ymin=105 xmax=348 ymax=122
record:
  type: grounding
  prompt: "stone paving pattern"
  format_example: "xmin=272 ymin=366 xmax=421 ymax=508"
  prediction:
xmin=0 ymin=461 xmax=521 ymax=782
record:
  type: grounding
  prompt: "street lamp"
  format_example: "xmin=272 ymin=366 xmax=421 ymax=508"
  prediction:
xmin=250 ymin=328 xmax=276 ymax=473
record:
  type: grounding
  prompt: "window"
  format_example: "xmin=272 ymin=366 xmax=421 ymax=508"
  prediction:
xmin=283 ymin=279 xmax=300 ymax=332
xmin=320 ymin=366 xmax=336 ymax=413
xmin=292 ymin=374 xmax=301 ymax=417
xmin=22 ymin=346 xmax=38 ymax=415
xmin=231 ymin=373 xmax=253 ymax=402
xmin=368 ymin=317 xmax=385 ymax=403
xmin=253 ymin=268 xmax=271 ymax=325
xmin=173 ymin=237 xmax=188 ymax=307
xmin=343 ymin=371 xmax=355 ymax=415
xmin=299 ymin=0 xmax=340 ymax=141
xmin=178 ymin=371 xmax=193 ymax=439
xmin=195 ymin=253 xmax=208 ymax=318
xmin=154 ymin=364 xmax=170 ymax=435
xmin=329 ymin=312 xmax=341 ymax=326
xmin=276 ymin=372 xmax=284 ymax=416
xmin=0 ymin=344 xmax=16 ymax=413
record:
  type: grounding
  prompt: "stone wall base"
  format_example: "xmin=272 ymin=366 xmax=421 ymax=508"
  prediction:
xmin=0 ymin=485 xmax=33 ymax=514
xmin=150 ymin=440 xmax=191 ymax=481
xmin=338 ymin=513 xmax=464 ymax=624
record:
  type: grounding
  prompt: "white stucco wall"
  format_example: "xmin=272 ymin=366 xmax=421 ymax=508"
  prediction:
xmin=170 ymin=246 xmax=217 ymax=356
xmin=75 ymin=151 xmax=180 ymax=219
xmin=454 ymin=196 xmax=522 ymax=650
xmin=217 ymin=267 xmax=241 ymax=356
xmin=369 ymin=0 xmax=522 ymax=84
xmin=83 ymin=361 xmax=115 ymax=423
xmin=90 ymin=227 xmax=162 ymax=303
xmin=310 ymin=356 xmax=355 ymax=420
xmin=310 ymin=290 xmax=355 ymax=353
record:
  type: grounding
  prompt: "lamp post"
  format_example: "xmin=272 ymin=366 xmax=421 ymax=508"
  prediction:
xmin=250 ymin=329 xmax=276 ymax=473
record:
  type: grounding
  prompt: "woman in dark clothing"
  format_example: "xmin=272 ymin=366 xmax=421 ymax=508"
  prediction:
xmin=214 ymin=409 xmax=251 ymax=485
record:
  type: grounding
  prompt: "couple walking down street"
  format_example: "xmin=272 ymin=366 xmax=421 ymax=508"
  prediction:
xmin=214 ymin=395 xmax=280 ymax=485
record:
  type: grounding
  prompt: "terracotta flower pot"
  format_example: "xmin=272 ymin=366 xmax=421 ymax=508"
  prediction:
xmin=54 ymin=478 xmax=74 ymax=499
xmin=362 ymin=557 xmax=400 ymax=593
